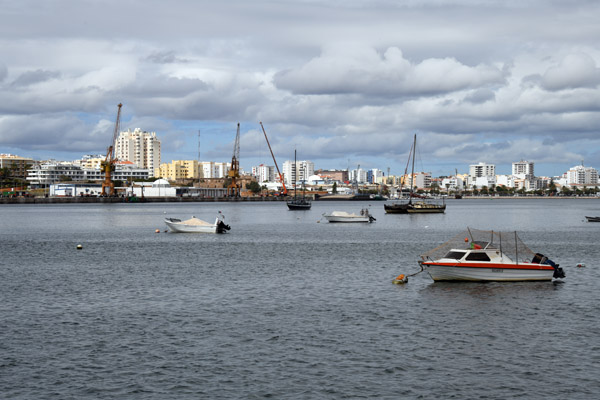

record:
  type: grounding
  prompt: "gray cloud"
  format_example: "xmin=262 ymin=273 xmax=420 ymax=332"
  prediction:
xmin=11 ymin=69 xmax=61 ymax=87
xmin=0 ymin=0 xmax=599 ymax=175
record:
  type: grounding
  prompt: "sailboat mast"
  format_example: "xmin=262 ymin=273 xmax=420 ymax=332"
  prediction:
xmin=294 ymin=149 xmax=297 ymax=199
xmin=410 ymin=134 xmax=417 ymax=203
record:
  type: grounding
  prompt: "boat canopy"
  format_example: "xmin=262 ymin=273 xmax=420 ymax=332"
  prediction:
xmin=181 ymin=217 xmax=214 ymax=226
xmin=420 ymin=228 xmax=536 ymax=264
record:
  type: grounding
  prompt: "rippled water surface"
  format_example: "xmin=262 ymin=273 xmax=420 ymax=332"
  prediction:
xmin=1 ymin=199 xmax=599 ymax=399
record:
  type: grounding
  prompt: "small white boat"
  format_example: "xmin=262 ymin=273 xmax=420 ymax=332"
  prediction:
xmin=323 ymin=209 xmax=375 ymax=223
xmin=418 ymin=228 xmax=565 ymax=282
xmin=164 ymin=213 xmax=230 ymax=233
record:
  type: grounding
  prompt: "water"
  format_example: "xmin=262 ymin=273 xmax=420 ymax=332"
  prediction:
xmin=1 ymin=199 xmax=599 ymax=399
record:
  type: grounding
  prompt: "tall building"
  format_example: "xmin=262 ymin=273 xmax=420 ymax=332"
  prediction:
xmin=512 ymin=160 xmax=534 ymax=179
xmin=198 ymin=161 xmax=230 ymax=179
xmin=469 ymin=162 xmax=495 ymax=179
xmin=567 ymin=164 xmax=598 ymax=185
xmin=350 ymin=168 xmax=368 ymax=184
xmin=252 ymin=164 xmax=275 ymax=183
xmin=115 ymin=128 xmax=161 ymax=172
xmin=282 ymin=159 xmax=315 ymax=186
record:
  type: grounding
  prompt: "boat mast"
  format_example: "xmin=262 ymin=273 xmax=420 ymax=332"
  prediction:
xmin=409 ymin=134 xmax=416 ymax=204
xmin=294 ymin=149 xmax=297 ymax=200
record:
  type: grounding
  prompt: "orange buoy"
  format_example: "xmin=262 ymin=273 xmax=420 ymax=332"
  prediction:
xmin=464 ymin=237 xmax=469 ymax=242
xmin=393 ymin=274 xmax=408 ymax=284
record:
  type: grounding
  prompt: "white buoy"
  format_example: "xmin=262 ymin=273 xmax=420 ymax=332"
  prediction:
xmin=155 ymin=229 xmax=160 ymax=233
xmin=76 ymin=244 xmax=83 ymax=250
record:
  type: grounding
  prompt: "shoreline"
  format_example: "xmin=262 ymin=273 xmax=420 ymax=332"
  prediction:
xmin=1 ymin=195 xmax=598 ymax=205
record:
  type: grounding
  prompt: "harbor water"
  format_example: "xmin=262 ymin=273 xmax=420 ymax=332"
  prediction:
xmin=1 ymin=199 xmax=599 ymax=399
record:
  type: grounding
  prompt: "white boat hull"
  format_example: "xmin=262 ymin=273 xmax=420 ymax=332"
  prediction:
xmin=164 ymin=217 xmax=229 ymax=233
xmin=422 ymin=263 xmax=555 ymax=282
xmin=324 ymin=215 xmax=371 ymax=223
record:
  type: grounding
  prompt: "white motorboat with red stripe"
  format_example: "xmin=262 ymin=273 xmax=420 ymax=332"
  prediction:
xmin=418 ymin=228 xmax=565 ymax=282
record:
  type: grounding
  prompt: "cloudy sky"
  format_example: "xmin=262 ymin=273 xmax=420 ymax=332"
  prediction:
xmin=1 ymin=0 xmax=599 ymax=177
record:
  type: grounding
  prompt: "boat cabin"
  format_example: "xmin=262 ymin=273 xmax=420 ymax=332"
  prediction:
xmin=440 ymin=241 xmax=507 ymax=263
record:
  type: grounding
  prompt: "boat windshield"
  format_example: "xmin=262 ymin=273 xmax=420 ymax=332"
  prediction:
xmin=443 ymin=251 xmax=467 ymax=260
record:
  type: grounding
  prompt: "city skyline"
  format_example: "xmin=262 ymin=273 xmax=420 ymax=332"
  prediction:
xmin=1 ymin=1 xmax=599 ymax=177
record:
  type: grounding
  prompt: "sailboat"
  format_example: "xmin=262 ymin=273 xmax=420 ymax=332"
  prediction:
xmin=384 ymin=134 xmax=446 ymax=214
xmin=287 ymin=150 xmax=312 ymax=210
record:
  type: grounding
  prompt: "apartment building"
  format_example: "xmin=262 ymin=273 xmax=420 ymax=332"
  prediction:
xmin=115 ymin=128 xmax=161 ymax=173
xmin=0 ymin=154 xmax=36 ymax=179
xmin=282 ymin=159 xmax=315 ymax=186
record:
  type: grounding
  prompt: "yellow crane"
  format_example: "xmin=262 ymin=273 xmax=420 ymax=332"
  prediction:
xmin=101 ymin=103 xmax=122 ymax=196
xmin=226 ymin=123 xmax=241 ymax=197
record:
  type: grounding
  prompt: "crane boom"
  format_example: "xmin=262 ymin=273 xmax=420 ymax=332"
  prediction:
xmin=259 ymin=122 xmax=287 ymax=195
xmin=101 ymin=103 xmax=122 ymax=196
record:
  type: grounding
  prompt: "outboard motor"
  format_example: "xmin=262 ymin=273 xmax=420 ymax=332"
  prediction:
xmin=535 ymin=253 xmax=565 ymax=279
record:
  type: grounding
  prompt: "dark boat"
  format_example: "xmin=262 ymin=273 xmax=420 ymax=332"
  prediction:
xmin=585 ymin=216 xmax=600 ymax=222
xmin=287 ymin=150 xmax=311 ymax=210
xmin=385 ymin=134 xmax=445 ymax=214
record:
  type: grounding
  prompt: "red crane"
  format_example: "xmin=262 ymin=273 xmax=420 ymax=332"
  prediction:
xmin=259 ymin=122 xmax=287 ymax=196
xmin=101 ymin=103 xmax=122 ymax=196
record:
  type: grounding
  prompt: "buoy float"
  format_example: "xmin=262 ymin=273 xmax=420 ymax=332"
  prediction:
xmin=155 ymin=229 xmax=160 ymax=233
xmin=577 ymin=263 xmax=586 ymax=268
xmin=76 ymin=244 xmax=83 ymax=250
xmin=392 ymin=274 xmax=408 ymax=284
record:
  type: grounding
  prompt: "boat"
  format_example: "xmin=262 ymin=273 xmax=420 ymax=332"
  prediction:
xmin=585 ymin=216 xmax=600 ymax=222
xmin=287 ymin=149 xmax=312 ymax=210
xmin=323 ymin=209 xmax=376 ymax=223
xmin=418 ymin=228 xmax=565 ymax=282
xmin=384 ymin=134 xmax=445 ymax=214
xmin=164 ymin=213 xmax=231 ymax=233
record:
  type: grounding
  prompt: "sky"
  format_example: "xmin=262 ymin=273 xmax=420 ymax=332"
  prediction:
xmin=1 ymin=0 xmax=599 ymax=177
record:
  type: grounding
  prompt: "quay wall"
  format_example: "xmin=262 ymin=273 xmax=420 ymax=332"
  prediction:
xmin=0 ymin=196 xmax=287 ymax=205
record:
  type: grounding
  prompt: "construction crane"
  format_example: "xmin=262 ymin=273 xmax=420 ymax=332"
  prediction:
xmin=259 ymin=122 xmax=287 ymax=196
xmin=101 ymin=103 xmax=122 ymax=196
xmin=226 ymin=123 xmax=241 ymax=197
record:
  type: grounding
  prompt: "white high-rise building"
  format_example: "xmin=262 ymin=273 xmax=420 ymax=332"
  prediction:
xmin=115 ymin=128 xmax=161 ymax=172
xmin=512 ymin=160 xmax=534 ymax=179
xmin=282 ymin=159 xmax=315 ymax=186
xmin=350 ymin=168 xmax=368 ymax=184
xmin=252 ymin=164 xmax=275 ymax=183
xmin=469 ymin=162 xmax=495 ymax=179
xmin=199 ymin=161 xmax=230 ymax=179
xmin=567 ymin=164 xmax=598 ymax=185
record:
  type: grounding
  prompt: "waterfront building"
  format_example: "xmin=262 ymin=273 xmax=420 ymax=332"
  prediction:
xmin=349 ymin=168 xmax=367 ymax=184
xmin=198 ymin=161 xmax=230 ymax=179
xmin=473 ymin=176 xmax=496 ymax=189
xmin=0 ymin=154 xmax=36 ymax=179
xmin=115 ymin=128 xmax=161 ymax=173
xmin=469 ymin=162 xmax=495 ymax=179
xmin=75 ymin=155 xmax=105 ymax=169
xmin=402 ymin=172 xmax=432 ymax=189
xmin=27 ymin=161 xmax=150 ymax=186
xmin=566 ymin=164 xmax=598 ymax=185
xmin=440 ymin=176 xmax=464 ymax=191
xmin=512 ymin=160 xmax=535 ymax=179
xmin=252 ymin=164 xmax=275 ymax=184
xmin=315 ymin=169 xmax=349 ymax=183
xmin=496 ymin=174 xmax=515 ymax=188
xmin=155 ymin=160 xmax=200 ymax=181
xmin=283 ymin=159 xmax=315 ymax=186
xmin=27 ymin=162 xmax=85 ymax=185
xmin=368 ymin=169 xmax=384 ymax=184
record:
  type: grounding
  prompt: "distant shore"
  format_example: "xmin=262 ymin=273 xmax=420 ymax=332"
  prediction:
xmin=1 ymin=195 xmax=598 ymax=205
